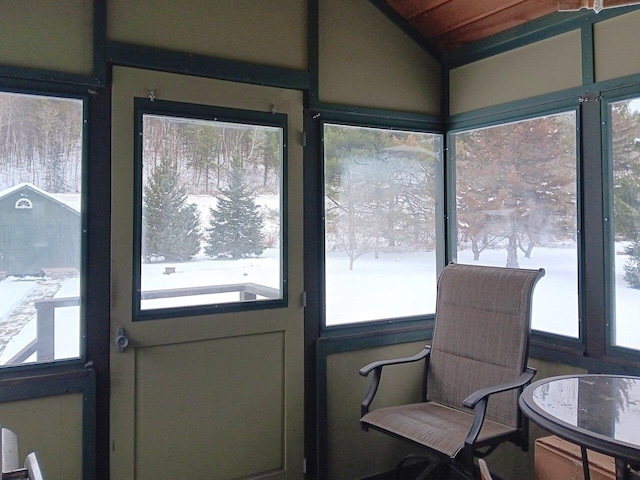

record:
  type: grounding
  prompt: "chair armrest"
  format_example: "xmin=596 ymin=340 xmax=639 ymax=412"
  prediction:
xmin=462 ymin=367 xmax=537 ymax=449
xmin=359 ymin=346 xmax=431 ymax=377
xmin=359 ymin=346 xmax=430 ymax=422
xmin=463 ymin=367 xmax=537 ymax=409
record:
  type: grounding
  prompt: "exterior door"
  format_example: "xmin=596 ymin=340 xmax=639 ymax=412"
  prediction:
xmin=109 ymin=66 xmax=304 ymax=479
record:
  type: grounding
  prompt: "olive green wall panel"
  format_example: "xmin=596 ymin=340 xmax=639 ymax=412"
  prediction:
xmin=0 ymin=0 xmax=93 ymax=75
xmin=0 ymin=393 xmax=83 ymax=480
xmin=318 ymin=0 xmax=441 ymax=114
xmin=107 ymin=0 xmax=307 ymax=71
xmin=449 ymin=30 xmax=582 ymax=115
xmin=594 ymin=9 xmax=640 ymax=83
xmin=325 ymin=341 xmax=428 ymax=479
xmin=134 ymin=332 xmax=285 ymax=479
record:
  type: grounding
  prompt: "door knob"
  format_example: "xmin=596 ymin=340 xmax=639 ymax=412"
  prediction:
xmin=115 ymin=327 xmax=129 ymax=353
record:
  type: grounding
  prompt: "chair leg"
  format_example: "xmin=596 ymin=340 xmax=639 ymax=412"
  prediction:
xmin=394 ymin=453 xmax=444 ymax=480
xmin=415 ymin=462 xmax=440 ymax=480
xmin=394 ymin=454 xmax=438 ymax=480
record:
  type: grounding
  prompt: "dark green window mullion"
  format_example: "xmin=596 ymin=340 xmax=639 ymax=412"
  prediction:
xmin=443 ymin=129 xmax=457 ymax=267
xmin=580 ymin=94 xmax=607 ymax=359
xmin=600 ymin=94 xmax=617 ymax=356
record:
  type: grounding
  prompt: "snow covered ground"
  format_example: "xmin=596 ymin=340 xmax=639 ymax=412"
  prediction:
xmin=1 ymin=245 xmax=639 ymax=364
xmin=0 ymin=275 xmax=80 ymax=364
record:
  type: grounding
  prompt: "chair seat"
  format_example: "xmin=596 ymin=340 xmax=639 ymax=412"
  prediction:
xmin=361 ymin=402 xmax=515 ymax=458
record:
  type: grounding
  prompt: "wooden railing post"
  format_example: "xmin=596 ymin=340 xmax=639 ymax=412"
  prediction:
xmin=34 ymin=300 xmax=55 ymax=362
xmin=239 ymin=291 xmax=257 ymax=301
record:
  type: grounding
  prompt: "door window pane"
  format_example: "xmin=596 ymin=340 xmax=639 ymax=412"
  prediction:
xmin=137 ymin=110 xmax=284 ymax=316
xmin=609 ymin=98 xmax=640 ymax=350
xmin=0 ymin=91 xmax=84 ymax=366
xmin=453 ymin=111 xmax=578 ymax=337
xmin=323 ymin=124 xmax=441 ymax=326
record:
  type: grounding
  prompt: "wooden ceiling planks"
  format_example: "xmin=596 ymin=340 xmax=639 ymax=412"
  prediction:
xmin=385 ymin=0 xmax=561 ymax=51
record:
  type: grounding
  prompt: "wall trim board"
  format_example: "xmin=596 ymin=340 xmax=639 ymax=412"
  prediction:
xmin=312 ymin=102 xmax=444 ymax=131
xmin=92 ymin=0 xmax=107 ymax=85
xmin=530 ymin=344 xmax=640 ymax=376
xmin=307 ymin=0 xmax=320 ymax=107
xmin=0 ymin=67 xmax=103 ymax=87
xmin=107 ymin=42 xmax=310 ymax=91
xmin=0 ymin=368 xmax=96 ymax=480
xmin=581 ymin=23 xmax=595 ymax=85
xmin=442 ymin=6 xmax=640 ymax=69
xmin=448 ymin=91 xmax=582 ymax=132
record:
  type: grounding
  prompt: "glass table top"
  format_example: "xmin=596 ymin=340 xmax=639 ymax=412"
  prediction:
xmin=529 ymin=375 xmax=640 ymax=448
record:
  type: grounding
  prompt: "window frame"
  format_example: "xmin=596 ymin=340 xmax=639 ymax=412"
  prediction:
xmin=0 ymin=82 xmax=90 ymax=372
xmin=601 ymin=85 xmax=640 ymax=361
xmin=132 ymin=98 xmax=289 ymax=321
xmin=315 ymin=113 xmax=445 ymax=335
xmin=447 ymin=100 xmax=585 ymax=353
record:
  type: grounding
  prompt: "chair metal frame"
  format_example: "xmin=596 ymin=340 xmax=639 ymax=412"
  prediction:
xmin=360 ymin=263 xmax=545 ymax=479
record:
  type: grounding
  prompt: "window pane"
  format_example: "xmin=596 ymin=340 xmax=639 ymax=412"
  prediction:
xmin=138 ymin=113 xmax=284 ymax=314
xmin=609 ymin=98 xmax=640 ymax=350
xmin=323 ymin=124 xmax=441 ymax=326
xmin=0 ymin=91 xmax=83 ymax=366
xmin=453 ymin=112 xmax=578 ymax=337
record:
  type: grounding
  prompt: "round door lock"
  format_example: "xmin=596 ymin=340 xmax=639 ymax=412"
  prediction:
xmin=116 ymin=328 xmax=129 ymax=352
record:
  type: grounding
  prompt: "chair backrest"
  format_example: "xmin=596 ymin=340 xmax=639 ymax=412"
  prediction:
xmin=427 ymin=263 xmax=544 ymax=428
xmin=24 ymin=452 xmax=44 ymax=480
xmin=1 ymin=427 xmax=20 ymax=473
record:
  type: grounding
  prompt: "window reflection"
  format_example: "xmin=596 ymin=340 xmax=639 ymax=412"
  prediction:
xmin=453 ymin=111 xmax=578 ymax=337
xmin=609 ymin=98 xmax=640 ymax=351
xmin=323 ymin=124 xmax=441 ymax=326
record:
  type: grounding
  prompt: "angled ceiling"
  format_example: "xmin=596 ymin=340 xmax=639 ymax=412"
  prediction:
xmin=381 ymin=0 xmax=640 ymax=53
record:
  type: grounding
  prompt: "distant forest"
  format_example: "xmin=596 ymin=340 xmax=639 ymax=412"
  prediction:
xmin=323 ymin=124 xmax=440 ymax=269
xmin=0 ymin=92 xmax=83 ymax=193
xmin=142 ymin=114 xmax=282 ymax=196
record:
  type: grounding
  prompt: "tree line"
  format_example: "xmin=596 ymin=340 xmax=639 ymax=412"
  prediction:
xmin=324 ymin=125 xmax=439 ymax=270
xmin=141 ymin=115 xmax=280 ymax=263
xmin=454 ymin=112 xmax=577 ymax=269
xmin=0 ymin=92 xmax=83 ymax=193
xmin=611 ymin=101 xmax=640 ymax=288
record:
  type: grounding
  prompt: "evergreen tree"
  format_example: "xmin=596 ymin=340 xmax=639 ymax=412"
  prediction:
xmin=205 ymin=168 xmax=265 ymax=259
xmin=610 ymin=102 xmax=640 ymax=241
xmin=624 ymin=239 xmax=640 ymax=289
xmin=143 ymin=157 xmax=201 ymax=262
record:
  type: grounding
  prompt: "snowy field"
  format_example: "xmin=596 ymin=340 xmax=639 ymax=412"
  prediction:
xmin=1 ymin=244 xmax=639 ymax=364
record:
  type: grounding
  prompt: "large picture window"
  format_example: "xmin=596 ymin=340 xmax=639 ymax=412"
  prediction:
xmin=0 ymin=90 xmax=85 ymax=366
xmin=323 ymin=123 xmax=441 ymax=326
xmin=608 ymin=97 xmax=640 ymax=351
xmin=452 ymin=111 xmax=578 ymax=338
xmin=134 ymin=100 xmax=286 ymax=319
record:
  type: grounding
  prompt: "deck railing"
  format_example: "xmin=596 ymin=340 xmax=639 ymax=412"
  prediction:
xmin=3 ymin=283 xmax=279 ymax=366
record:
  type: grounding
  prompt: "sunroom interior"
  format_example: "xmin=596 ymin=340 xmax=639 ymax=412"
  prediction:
xmin=0 ymin=1 xmax=639 ymax=479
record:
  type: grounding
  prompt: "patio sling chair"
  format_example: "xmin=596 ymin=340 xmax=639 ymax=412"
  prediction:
xmin=360 ymin=263 xmax=545 ymax=479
